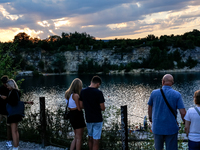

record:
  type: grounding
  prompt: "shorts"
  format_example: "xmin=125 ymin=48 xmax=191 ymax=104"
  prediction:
xmin=188 ymin=140 xmax=200 ymax=150
xmin=69 ymin=110 xmax=86 ymax=130
xmin=154 ymin=133 xmax=178 ymax=150
xmin=7 ymin=115 xmax=23 ymax=124
xmin=0 ymin=114 xmax=10 ymax=126
xmin=87 ymin=122 xmax=103 ymax=140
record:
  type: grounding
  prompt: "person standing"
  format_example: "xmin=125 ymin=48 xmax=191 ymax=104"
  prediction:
xmin=65 ymin=78 xmax=86 ymax=150
xmin=0 ymin=75 xmax=12 ymax=148
xmin=184 ymin=90 xmax=200 ymax=150
xmin=6 ymin=79 xmax=33 ymax=150
xmin=79 ymin=75 xmax=105 ymax=150
xmin=148 ymin=74 xmax=186 ymax=150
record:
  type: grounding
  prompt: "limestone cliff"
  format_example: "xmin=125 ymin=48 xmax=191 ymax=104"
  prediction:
xmin=22 ymin=46 xmax=200 ymax=73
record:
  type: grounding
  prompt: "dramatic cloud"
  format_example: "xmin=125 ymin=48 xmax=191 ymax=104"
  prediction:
xmin=0 ymin=0 xmax=200 ymax=42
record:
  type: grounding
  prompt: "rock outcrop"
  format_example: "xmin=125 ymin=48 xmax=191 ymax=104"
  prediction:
xmin=22 ymin=46 xmax=200 ymax=73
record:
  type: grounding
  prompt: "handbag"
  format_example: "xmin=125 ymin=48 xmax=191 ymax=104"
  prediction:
xmin=160 ymin=89 xmax=178 ymax=125
xmin=64 ymin=99 xmax=70 ymax=120
xmin=6 ymin=90 xmax=25 ymax=117
xmin=6 ymin=101 xmax=25 ymax=117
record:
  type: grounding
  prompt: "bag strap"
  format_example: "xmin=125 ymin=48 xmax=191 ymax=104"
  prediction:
xmin=194 ymin=107 xmax=200 ymax=116
xmin=160 ymin=89 xmax=176 ymax=119
xmin=65 ymin=98 xmax=69 ymax=112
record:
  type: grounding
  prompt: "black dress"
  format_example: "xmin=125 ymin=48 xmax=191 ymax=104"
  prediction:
xmin=7 ymin=89 xmax=23 ymax=124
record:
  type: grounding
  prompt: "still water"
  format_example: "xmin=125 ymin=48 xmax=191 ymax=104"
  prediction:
xmin=19 ymin=72 xmax=200 ymax=124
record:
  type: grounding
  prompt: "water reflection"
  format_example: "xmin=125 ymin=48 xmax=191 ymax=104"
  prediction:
xmin=19 ymin=72 xmax=200 ymax=124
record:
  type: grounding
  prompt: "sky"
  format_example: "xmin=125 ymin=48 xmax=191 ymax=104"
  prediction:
xmin=0 ymin=0 xmax=200 ymax=42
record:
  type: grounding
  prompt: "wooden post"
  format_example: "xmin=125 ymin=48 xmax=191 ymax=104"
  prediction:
xmin=40 ymin=97 xmax=46 ymax=148
xmin=121 ymin=105 xmax=128 ymax=150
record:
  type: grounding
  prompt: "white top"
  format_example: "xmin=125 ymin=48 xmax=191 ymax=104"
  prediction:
xmin=65 ymin=94 xmax=77 ymax=108
xmin=184 ymin=107 xmax=200 ymax=142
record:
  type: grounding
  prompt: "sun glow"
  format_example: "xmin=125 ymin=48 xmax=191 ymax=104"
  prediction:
xmin=107 ymin=23 xmax=127 ymax=30
xmin=0 ymin=5 xmax=23 ymax=20
xmin=37 ymin=21 xmax=51 ymax=27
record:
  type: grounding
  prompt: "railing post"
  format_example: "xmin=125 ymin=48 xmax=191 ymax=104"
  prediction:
xmin=121 ymin=105 xmax=128 ymax=150
xmin=40 ymin=97 xmax=46 ymax=148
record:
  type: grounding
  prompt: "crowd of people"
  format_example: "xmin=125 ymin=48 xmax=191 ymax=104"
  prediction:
xmin=0 ymin=74 xmax=200 ymax=150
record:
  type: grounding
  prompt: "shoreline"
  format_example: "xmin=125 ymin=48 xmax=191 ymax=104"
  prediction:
xmin=17 ymin=68 xmax=200 ymax=77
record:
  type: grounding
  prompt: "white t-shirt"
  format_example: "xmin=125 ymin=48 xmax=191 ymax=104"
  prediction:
xmin=184 ymin=107 xmax=200 ymax=142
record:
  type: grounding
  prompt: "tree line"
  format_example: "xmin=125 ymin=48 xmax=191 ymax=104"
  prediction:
xmin=1 ymin=29 xmax=200 ymax=52
xmin=0 ymin=29 xmax=199 ymax=74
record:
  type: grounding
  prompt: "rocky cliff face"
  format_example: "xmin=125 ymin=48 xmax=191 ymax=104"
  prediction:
xmin=23 ymin=46 xmax=200 ymax=72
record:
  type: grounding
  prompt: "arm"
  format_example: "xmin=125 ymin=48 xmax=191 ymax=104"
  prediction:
xmin=100 ymin=103 xmax=105 ymax=111
xmin=24 ymin=101 xmax=34 ymax=105
xmin=179 ymin=108 xmax=186 ymax=124
xmin=185 ymin=120 xmax=191 ymax=137
xmin=79 ymin=101 xmax=84 ymax=109
xmin=73 ymin=94 xmax=81 ymax=111
xmin=0 ymin=95 xmax=7 ymax=99
xmin=148 ymin=105 xmax=152 ymax=123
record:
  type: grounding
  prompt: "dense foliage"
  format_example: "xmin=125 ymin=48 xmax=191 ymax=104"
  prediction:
xmin=0 ymin=29 xmax=199 ymax=73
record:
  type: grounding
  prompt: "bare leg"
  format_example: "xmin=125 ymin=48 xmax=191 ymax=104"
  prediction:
xmin=75 ymin=128 xmax=84 ymax=150
xmin=10 ymin=123 xmax=19 ymax=147
xmin=70 ymin=130 xmax=76 ymax=150
xmin=93 ymin=139 xmax=99 ymax=150
xmin=88 ymin=136 xmax=93 ymax=150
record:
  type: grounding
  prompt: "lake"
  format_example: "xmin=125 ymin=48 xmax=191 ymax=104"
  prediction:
xmin=18 ymin=72 xmax=200 ymax=124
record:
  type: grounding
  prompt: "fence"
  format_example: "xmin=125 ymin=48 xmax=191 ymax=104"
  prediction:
xmin=0 ymin=97 xmax=188 ymax=150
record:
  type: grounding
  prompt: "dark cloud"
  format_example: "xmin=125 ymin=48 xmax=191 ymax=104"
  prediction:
xmin=0 ymin=0 xmax=200 ymax=40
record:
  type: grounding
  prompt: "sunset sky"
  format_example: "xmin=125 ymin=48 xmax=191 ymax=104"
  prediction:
xmin=0 ymin=0 xmax=200 ymax=42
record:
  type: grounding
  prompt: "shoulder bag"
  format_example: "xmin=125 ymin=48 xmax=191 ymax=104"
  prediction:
xmin=160 ymin=89 xmax=178 ymax=124
xmin=6 ymin=90 xmax=25 ymax=117
xmin=64 ymin=99 xmax=70 ymax=120
xmin=194 ymin=107 xmax=200 ymax=116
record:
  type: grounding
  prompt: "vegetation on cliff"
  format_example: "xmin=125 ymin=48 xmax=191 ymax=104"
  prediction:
xmin=0 ymin=29 xmax=199 ymax=74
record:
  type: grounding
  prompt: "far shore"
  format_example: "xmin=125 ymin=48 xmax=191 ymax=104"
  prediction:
xmin=17 ymin=68 xmax=200 ymax=77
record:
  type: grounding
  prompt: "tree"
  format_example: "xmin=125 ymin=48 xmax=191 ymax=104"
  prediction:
xmin=0 ymin=43 xmax=23 ymax=85
xmin=52 ymin=53 xmax=66 ymax=73
xmin=14 ymin=32 xmax=32 ymax=48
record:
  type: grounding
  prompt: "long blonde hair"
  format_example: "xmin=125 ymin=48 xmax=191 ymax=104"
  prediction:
xmin=65 ymin=78 xmax=82 ymax=100
xmin=6 ymin=79 xmax=19 ymax=90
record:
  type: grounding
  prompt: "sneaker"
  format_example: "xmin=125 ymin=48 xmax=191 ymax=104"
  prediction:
xmin=6 ymin=141 xmax=12 ymax=148
xmin=12 ymin=147 xmax=19 ymax=150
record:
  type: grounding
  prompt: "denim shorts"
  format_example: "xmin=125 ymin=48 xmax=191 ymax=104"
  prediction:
xmin=87 ymin=122 xmax=103 ymax=140
xmin=153 ymin=133 xmax=178 ymax=150
xmin=188 ymin=140 xmax=200 ymax=150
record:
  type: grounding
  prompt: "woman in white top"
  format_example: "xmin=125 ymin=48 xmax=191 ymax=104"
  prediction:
xmin=184 ymin=90 xmax=200 ymax=150
xmin=65 ymin=78 xmax=86 ymax=150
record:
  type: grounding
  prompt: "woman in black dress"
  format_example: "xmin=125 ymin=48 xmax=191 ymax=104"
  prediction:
xmin=65 ymin=78 xmax=86 ymax=150
xmin=6 ymin=79 xmax=32 ymax=150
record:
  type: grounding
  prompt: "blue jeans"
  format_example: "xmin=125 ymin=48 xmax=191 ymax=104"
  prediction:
xmin=188 ymin=140 xmax=200 ymax=150
xmin=87 ymin=122 xmax=103 ymax=140
xmin=154 ymin=133 xmax=178 ymax=150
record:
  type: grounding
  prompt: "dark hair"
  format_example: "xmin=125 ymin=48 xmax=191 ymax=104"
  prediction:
xmin=1 ymin=75 xmax=9 ymax=83
xmin=91 ymin=75 xmax=102 ymax=85
xmin=194 ymin=90 xmax=200 ymax=105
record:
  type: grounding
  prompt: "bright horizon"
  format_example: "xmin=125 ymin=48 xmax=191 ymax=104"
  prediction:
xmin=0 ymin=1 xmax=200 ymax=42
